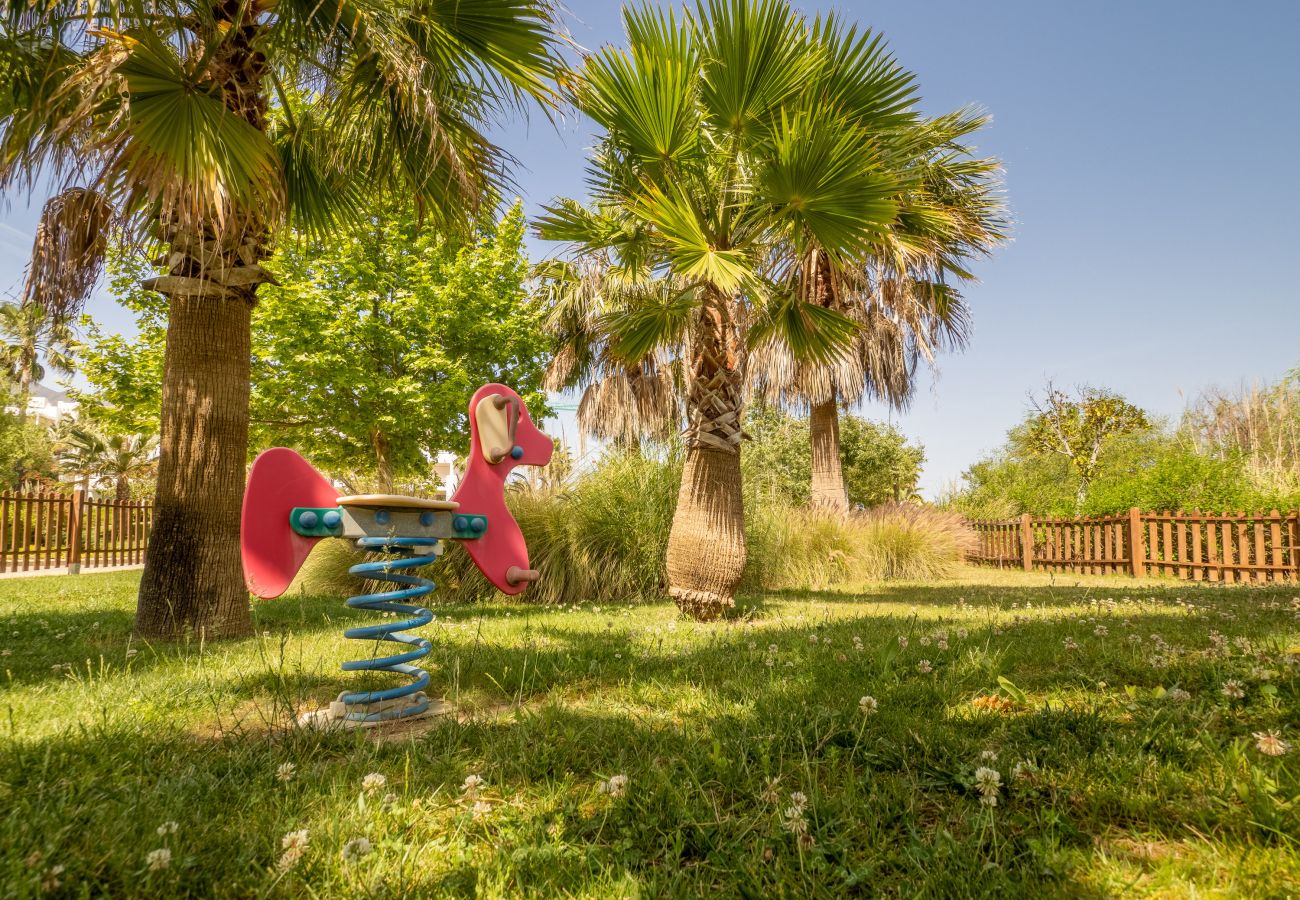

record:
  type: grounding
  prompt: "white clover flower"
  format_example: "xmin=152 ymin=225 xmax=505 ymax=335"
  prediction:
xmin=1167 ymin=688 xmax=1191 ymax=703
xmin=858 ymin=696 xmax=878 ymax=715
xmin=1062 ymin=637 xmax=1079 ymax=652
xmin=145 ymin=848 xmax=171 ymax=871
xmin=462 ymin=774 xmax=484 ymax=798
xmin=361 ymin=772 xmax=386 ymax=794
xmin=1254 ymin=730 xmax=1290 ymax=757
xmin=281 ymin=829 xmax=310 ymax=852
xmin=808 ymin=634 xmax=819 ymax=644
xmin=974 ymin=766 xmax=1002 ymax=807
xmin=897 ymin=636 xmax=909 ymax=649
xmin=155 ymin=821 xmax=178 ymax=837
xmin=340 ymin=838 xmax=371 ymax=863
xmin=917 ymin=659 xmax=933 ymax=674
xmin=471 ymin=800 xmax=493 ymax=819
xmin=1094 ymin=625 xmax=1108 ymax=637
xmin=1 ymin=648 xmax=10 ymax=656
xmin=956 ymin=628 xmax=968 ymax=639
xmin=276 ymin=762 xmax=296 ymax=783
xmin=979 ymin=750 xmax=998 ymax=762
xmin=789 ymin=791 xmax=808 ymax=812
xmin=599 ymin=774 xmax=629 ymax=798
xmin=782 ymin=806 xmax=808 ymax=835
xmin=1221 ymin=680 xmax=1246 ymax=700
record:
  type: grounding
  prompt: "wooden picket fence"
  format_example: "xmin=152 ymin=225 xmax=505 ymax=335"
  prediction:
xmin=0 ymin=489 xmax=153 ymax=574
xmin=968 ymin=509 xmax=1300 ymax=583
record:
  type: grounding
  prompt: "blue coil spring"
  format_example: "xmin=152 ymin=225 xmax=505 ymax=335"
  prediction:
xmin=341 ymin=536 xmax=438 ymax=722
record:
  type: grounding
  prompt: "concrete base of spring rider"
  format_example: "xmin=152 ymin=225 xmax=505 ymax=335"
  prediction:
xmin=297 ymin=692 xmax=452 ymax=731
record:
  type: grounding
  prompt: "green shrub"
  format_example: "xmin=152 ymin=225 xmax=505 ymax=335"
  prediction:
xmin=293 ymin=452 xmax=973 ymax=605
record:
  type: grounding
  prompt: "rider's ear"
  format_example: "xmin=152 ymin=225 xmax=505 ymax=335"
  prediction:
xmin=474 ymin=393 xmax=517 ymax=464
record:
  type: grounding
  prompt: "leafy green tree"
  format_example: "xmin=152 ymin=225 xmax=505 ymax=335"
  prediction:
xmin=944 ymin=427 xmax=1074 ymax=519
xmin=251 ymin=202 xmax=547 ymax=490
xmin=0 ymin=409 xmax=56 ymax=488
xmin=76 ymin=204 xmax=547 ymax=491
xmin=538 ymin=1 xmax=916 ymax=619
xmin=743 ymin=405 xmax=923 ymax=508
xmin=69 ymin=249 xmax=168 ymax=437
xmin=2 ymin=0 xmax=563 ymax=639
xmin=948 ymin=423 xmax=1266 ymax=519
xmin=1025 ymin=385 xmax=1149 ymax=512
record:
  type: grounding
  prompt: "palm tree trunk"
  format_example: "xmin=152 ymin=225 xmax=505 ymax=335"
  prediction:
xmin=665 ymin=294 xmax=746 ymax=620
xmin=115 ymin=474 xmax=130 ymax=503
xmin=135 ymin=270 xmax=254 ymax=640
xmin=809 ymin=393 xmax=849 ymax=513
xmin=135 ymin=7 xmax=269 ymax=640
xmin=15 ymin=356 xmax=33 ymax=423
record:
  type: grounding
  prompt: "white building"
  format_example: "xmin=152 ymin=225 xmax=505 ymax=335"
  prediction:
xmin=433 ymin=451 xmax=459 ymax=498
xmin=17 ymin=383 xmax=78 ymax=423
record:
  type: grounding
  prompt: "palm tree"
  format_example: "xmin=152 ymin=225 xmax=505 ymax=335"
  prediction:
xmin=0 ymin=299 xmax=74 ymax=409
xmin=57 ymin=422 xmax=157 ymax=501
xmin=538 ymin=1 xmax=914 ymax=619
xmin=53 ymin=421 xmax=105 ymax=494
xmin=2 ymin=1 xmax=564 ymax=638
xmin=751 ymin=111 xmax=1008 ymax=512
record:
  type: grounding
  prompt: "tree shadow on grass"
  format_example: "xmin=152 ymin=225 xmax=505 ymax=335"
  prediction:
xmin=11 ymin=577 xmax=1299 ymax=872
xmin=8 ymin=571 xmax=1299 ymax=895
xmin=207 ymin=591 xmax=1296 ymax=772
xmin=1 ymin=688 xmax=1135 ymax=898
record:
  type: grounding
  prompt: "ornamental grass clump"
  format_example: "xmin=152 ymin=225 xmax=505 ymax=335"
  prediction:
xmin=293 ymin=452 xmax=973 ymax=605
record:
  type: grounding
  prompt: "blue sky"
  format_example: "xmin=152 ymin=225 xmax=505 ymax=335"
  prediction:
xmin=3 ymin=0 xmax=1298 ymax=495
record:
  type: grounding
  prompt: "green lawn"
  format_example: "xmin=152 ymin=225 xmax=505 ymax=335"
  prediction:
xmin=2 ymin=568 xmax=1297 ymax=897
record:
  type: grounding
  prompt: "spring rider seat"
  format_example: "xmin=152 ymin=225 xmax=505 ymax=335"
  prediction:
xmin=239 ymin=383 xmax=552 ymax=728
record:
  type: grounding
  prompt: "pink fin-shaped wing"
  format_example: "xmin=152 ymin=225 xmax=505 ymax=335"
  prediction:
xmin=241 ymin=448 xmax=338 ymax=599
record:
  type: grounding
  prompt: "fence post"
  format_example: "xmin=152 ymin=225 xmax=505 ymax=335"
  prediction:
xmin=1292 ymin=511 xmax=1300 ymax=582
xmin=1128 ymin=507 xmax=1143 ymax=578
xmin=1020 ymin=513 xmax=1033 ymax=572
xmin=67 ymin=489 xmax=84 ymax=575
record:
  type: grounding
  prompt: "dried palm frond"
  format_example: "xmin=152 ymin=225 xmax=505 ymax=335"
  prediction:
xmin=576 ymin=357 xmax=683 ymax=445
xmin=21 ymin=187 xmax=115 ymax=320
xmin=538 ymin=252 xmax=689 ymax=446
